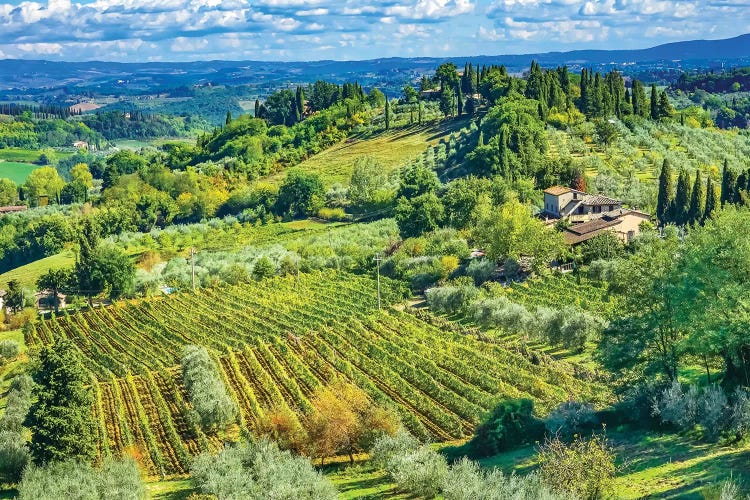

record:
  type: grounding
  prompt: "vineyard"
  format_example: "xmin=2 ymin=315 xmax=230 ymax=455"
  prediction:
xmin=491 ymin=274 xmax=619 ymax=319
xmin=26 ymin=270 xmax=609 ymax=478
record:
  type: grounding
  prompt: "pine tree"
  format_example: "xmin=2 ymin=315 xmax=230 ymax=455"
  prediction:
xmin=26 ymin=341 xmax=96 ymax=465
xmin=704 ymin=177 xmax=718 ymax=222
xmin=673 ymin=169 xmax=691 ymax=225
xmin=650 ymin=84 xmax=659 ymax=120
xmin=687 ymin=172 xmax=705 ymax=225
xmin=656 ymin=158 xmax=674 ymax=225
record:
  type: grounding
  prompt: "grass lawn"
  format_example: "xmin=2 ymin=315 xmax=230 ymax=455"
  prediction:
xmin=146 ymin=478 xmax=194 ymax=499
xmin=266 ymin=118 xmax=471 ymax=188
xmin=0 ymin=249 xmax=76 ymax=287
xmin=0 ymin=161 xmax=40 ymax=184
xmin=475 ymin=428 xmax=749 ymax=499
xmin=0 ymin=148 xmax=45 ymax=163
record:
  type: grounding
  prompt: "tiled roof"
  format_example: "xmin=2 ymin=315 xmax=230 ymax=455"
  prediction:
xmin=563 ymin=218 xmax=622 ymax=245
xmin=544 ymin=186 xmax=571 ymax=196
xmin=581 ymin=194 xmax=621 ymax=206
xmin=0 ymin=206 xmax=26 ymax=214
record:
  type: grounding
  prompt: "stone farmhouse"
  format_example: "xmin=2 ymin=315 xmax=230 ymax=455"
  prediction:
xmin=542 ymin=186 xmax=651 ymax=246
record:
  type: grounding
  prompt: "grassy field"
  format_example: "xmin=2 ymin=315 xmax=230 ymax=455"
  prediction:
xmin=0 ymin=249 xmax=76 ymax=287
xmin=0 ymin=161 xmax=39 ymax=184
xmin=267 ymin=119 xmax=472 ymax=187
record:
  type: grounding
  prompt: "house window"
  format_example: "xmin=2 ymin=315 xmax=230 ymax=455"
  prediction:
xmin=609 ymin=205 xmax=613 ymax=211
xmin=578 ymin=206 xmax=584 ymax=215
xmin=628 ymin=230 xmax=635 ymax=241
xmin=594 ymin=206 xmax=601 ymax=214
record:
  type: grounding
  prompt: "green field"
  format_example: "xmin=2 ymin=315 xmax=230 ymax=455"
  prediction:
xmin=0 ymin=249 xmax=76 ymax=288
xmin=0 ymin=161 xmax=39 ymax=184
xmin=267 ymin=119 xmax=471 ymax=187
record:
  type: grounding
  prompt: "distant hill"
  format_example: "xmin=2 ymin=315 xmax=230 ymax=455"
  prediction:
xmin=1 ymin=33 xmax=749 ymax=92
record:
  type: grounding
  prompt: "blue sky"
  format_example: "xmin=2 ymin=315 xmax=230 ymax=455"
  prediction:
xmin=0 ymin=0 xmax=748 ymax=62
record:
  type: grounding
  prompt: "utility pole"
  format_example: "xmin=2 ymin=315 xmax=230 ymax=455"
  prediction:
xmin=190 ymin=248 xmax=196 ymax=291
xmin=373 ymin=254 xmax=382 ymax=310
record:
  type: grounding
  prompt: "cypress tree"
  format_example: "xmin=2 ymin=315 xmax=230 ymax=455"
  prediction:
xmin=657 ymin=91 xmax=673 ymax=118
xmin=720 ymin=159 xmax=738 ymax=206
xmin=384 ymin=97 xmax=390 ymax=131
xmin=418 ymin=100 xmax=423 ymax=125
xmin=26 ymin=341 xmax=96 ymax=465
xmin=225 ymin=111 xmax=232 ymax=125
xmin=457 ymin=85 xmax=463 ymax=116
xmin=650 ymin=84 xmax=659 ymax=120
xmin=687 ymin=171 xmax=705 ymax=225
xmin=673 ymin=169 xmax=691 ymax=225
xmin=254 ymin=99 xmax=260 ymax=118
xmin=704 ymin=177 xmax=718 ymax=222
xmin=656 ymin=158 xmax=674 ymax=225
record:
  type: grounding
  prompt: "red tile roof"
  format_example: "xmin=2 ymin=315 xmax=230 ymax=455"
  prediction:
xmin=544 ymin=186 xmax=571 ymax=196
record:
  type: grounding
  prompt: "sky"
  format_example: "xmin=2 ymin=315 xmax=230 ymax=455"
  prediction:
xmin=0 ymin=0 xmax=748 ymax=62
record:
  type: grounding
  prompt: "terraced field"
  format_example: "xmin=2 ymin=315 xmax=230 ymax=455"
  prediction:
xmin=26 ymin=270 xmax=608 ymax=477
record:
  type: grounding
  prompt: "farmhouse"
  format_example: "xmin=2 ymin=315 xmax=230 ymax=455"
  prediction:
xmin=543 ymin=186 xmax=623 ymax=223
xmin=73 ymin=140 xmax=89 ymax=149
xmin=563 ymin=208 xmax=652 ymax=246
xmin=542 ymin=186 xmax=651 ymax=246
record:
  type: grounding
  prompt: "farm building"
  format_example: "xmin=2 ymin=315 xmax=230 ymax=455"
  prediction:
xmin=563 ymin=208 xmax=652 ymax=246
xmin=542 ymin=185 xmax=624 ymax=223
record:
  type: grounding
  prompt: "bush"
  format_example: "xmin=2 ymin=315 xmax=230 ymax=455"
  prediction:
xmin=17 ymin=458 xmax=145 ymax=499
xmin=317 ymin=207 xmax=348 ymax=221
xmin=0 ymin=374 xmax=33 ymax=433
xmin=441 ymin=458 xmax=565 ymax=500
xmin=191 ymin=439 xmax=337 ymax=500
xmin=465 ymin=258 xmax=495 ymax=285
xmin=470 ymin=297 xmax=533 ymax=335
xmin=464 ymin=399 xmax=545 ymax=458
xmin=425 ymin=284 xmax=479 ymax=315
xmin=652 ymin=380 xmax=699 ymax=430
xmin=698 ymin=385 xmax=729 ymax=442
xmin=533 ymin=306 xmax=604 ymax=351
xmin=0 ymin=340 xmax=19 ymax=361
xmin=182 ymin=346 xmax=238 ymax=432
xmin=0 ymin=430 xmax=28 ymax=483
xmin=538 ymin=434 xmax=615 ymax=500
xmin=545 ymin=401 xmax=598 ymax=440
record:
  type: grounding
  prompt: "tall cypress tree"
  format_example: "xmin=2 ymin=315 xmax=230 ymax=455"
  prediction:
xmin=225 ymin=111 xmax=232 ymax=125
xmin=384 ymin=97 xmax=390 ymax=131
xmin=704 ymin=177 xmax=718 ymax=222
xmin=673 ymin=169 xmax=691 ymax=225
xmin=26 ymin=341 xmax=96 ymax=465
xmin=457 ymin=85 xmax=464 ymax=116
xmin=656 ymin=159 xmax=674 ymax=225
xmin=720 ymin=159 xmax=737 ymax=206
xmin=650 ymin=84 xmax=659 ymax=120
xmin=687 ymin=172 xmax=705 ymax=225
xmin=254 ymin=99 xmax=260 ymax=118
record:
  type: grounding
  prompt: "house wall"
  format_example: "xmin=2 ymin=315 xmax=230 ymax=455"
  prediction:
xmin=612 ymin=213 xmax=650 ymax=241
xmin=544 ymin=191 xmax=574 ymax=216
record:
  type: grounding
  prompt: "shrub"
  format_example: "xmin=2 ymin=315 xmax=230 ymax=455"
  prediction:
xmin=441 ymin=458 xmax=565 ymax=500
xmin=465 ymin=258 xmax=495 ymax=285
xmin=545 ymin=401 xmax=598 ymax=440
xmin=0 ymin=340 xmax=19 ymax=361
xmin=17 ymin=458 xmax=145 ymax=499
xmin=470 ymin=297 xmax=532 ymax=334
xmin=729 ymin=388 xmax=750 ymax=438
xmin=0 ymin=430 xmax=28 ymax=483
xmin=0 ymin=374 xmax=33 ymax=433
xmin=191 ymin=439 xmax=337 ymax=500
xmin=698 ymin=385 xmax=729 ymax=442
xmin=389 ymin=445 xmax=448 ymax=498
xmin=538 ymin=434 xmax=616 ymax=500
xmin=425 ymin=284 xmax=479 ymax=315
xmin=464 ymin=399 xmax=545 ymax=458
xmin=652 ymin=380 xmax=699 ymax=430
xmin=317 ymin=207 xmax=348 ymax=221
xmin=182 ymin=346 xmax=238 ymax=432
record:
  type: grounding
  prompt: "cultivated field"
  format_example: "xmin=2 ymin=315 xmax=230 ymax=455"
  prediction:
xmin=25 ymin=271 xmax=606 ymax=478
